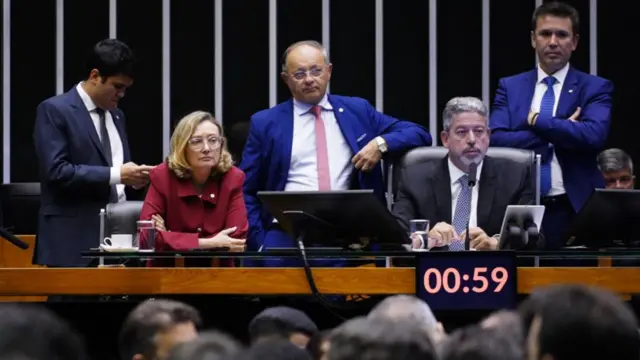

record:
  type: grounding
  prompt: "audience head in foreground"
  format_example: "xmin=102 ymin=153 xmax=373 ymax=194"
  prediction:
xmin=368 ymin=295 xmax=445 ymax=344
xmin=165 ymin=330 xmax=243 ymax=360
xmin=328 ymin=316 xmax=436 ymax=360
xmin=118 ymin=299 xmax=201 ymax=360
xmin=0 ymin=304 xmax=88 ymax=360
xmin=234 ymin=339 xmax=311 ymax=360
xmin=520 ymin=284 xmax=640 ymax=360
xmin=439 ymin=323 xmax=523 ymax=360
xmin=248 ymin=306 xmax=318 ymax=347
xmin=597 ymin=148 xmax=635 ymax=189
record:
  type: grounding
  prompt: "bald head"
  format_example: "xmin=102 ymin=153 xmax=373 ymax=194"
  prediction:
xmin=280 ymin=41 xmax=332 ymax=105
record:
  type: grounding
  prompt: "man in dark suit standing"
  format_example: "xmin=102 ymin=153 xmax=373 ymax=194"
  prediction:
xmin=393 ymin=97 xmax=535 ymax=251
xmin=33 ymin=39 xmax=154 ymax=267
xmin=489 ymin=2 xmax=613 ymax=249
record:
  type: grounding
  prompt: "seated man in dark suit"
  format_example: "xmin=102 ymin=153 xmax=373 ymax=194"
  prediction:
xmin=393 ymin=97 xmax=536 ymax=251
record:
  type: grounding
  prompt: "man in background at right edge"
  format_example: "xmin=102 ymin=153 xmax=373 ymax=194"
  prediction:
xmin=489 ymin=1 xmax=613 ymax=249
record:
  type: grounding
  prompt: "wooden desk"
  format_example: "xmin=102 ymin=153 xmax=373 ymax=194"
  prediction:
xmin=0 ymin=235 xmax=46 ymax=301
xmin=0 ymin=267 xmax=638 ymax=297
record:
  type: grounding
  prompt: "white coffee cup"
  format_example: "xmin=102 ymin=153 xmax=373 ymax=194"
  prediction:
xmin=103 ymin=234 xmax=133 ymax=248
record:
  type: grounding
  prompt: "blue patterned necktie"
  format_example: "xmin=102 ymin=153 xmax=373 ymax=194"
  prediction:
xmin=539 ymin=76 xmax=557 ymax=196
xmin=450 ymin=174 xmax=470 ymax=251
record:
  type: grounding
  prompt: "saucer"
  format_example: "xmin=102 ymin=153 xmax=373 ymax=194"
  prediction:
xmin=100 ymin=244 xmax=139 ymax=252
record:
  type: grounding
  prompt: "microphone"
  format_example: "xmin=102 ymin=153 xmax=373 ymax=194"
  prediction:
xmin=465 ymin=162 xmax=478 ymax=250
xmin=467 ymin=162 xmax=478 ymax=187
xmin=0 ymin=227 xmax=29 ymax=250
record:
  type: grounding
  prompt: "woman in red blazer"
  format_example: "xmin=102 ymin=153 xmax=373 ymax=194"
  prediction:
xmin=139 ymin=110 xmax=248 ymax=266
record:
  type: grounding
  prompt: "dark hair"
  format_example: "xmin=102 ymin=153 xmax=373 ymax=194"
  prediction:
xmin=328 ymin=317 xmax=436 ymax=360
xmin=166 ymin=330 xmax=243 ymax=360
xmin=531 ymin=1 xmax=580 ymax=35
xmin=85 ymin=38 xmax=135 ymax=80
xmin=118 ymin=299 xmax=202 ymax=360
xmin=520 ymin=284 xmax=640 ymax=360
xmin=248 ymin=307 xmax=318 ymax=343
xmin=439 ymin=325 xmax=523 ymax=360
xmin=0 ymin=304 xmax=88 ymax=360
xmin=234 ymin=339 xmax=311 ymax=360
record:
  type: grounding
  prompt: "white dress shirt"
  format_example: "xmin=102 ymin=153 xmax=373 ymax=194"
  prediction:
xmin=76 ymin=83 xmax=126 ymax=202
xmin=284 ymin=94 xmax=353 ymax=191
xmin=530 ymin=63 xmax=569 ymax=196
xmin=448 ymin=159 xmax=483 ymax=229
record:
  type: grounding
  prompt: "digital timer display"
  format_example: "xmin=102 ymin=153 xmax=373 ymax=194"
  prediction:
xmin=415 ymin=251 xmax=517 ymax=310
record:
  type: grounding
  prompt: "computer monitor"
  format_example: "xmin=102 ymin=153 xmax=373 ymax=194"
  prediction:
xmin=565 ymin=188 xmax=640 ymax=248
xmin=257 ymin=190 xmax=408 ymax=248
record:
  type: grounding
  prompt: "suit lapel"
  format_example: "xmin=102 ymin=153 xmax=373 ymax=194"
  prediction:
xmin=279 ymin=100 xmax=294 ymax=188
xmin=434 ymin=158 xmax=453 ymax=223
xmin=556 ymin=68 xmax=579 ymax=119
xmin=518 ymin=70 xmax=538 ymax=123
xmin=68 ymin=89 xmax=109 ymax=164
xmin=477 ymin=157 xmax=497 ymax=229
xmin=328 ymin=95 xmax=359 ymax=154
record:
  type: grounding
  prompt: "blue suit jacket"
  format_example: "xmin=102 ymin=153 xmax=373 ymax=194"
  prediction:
xmin=240 ymin=95 xmax=432 ymax=252
xmin=489 ymin=67 xmax=613 ymax=212
xmin=33 ymin=88 xmax=132 ymax=266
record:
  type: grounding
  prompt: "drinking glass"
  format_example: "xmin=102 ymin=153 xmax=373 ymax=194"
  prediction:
xmin=136 ymin=220 xmax=156 ymax=252
xmin=409 ymin=219 xmax=430 ymax=237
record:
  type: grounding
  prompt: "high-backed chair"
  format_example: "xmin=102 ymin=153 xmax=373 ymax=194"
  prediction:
xmin=0 ymin=183 xmax=41 ymax=234
xmin=104 ymin=201 xmax=144 ymax=237
xmin=386 ymin=147 xmax=540 ymax=209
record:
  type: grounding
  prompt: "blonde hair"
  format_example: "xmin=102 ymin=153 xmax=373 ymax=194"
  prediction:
xmin=167 ymin=111 xmax=233 ymax=179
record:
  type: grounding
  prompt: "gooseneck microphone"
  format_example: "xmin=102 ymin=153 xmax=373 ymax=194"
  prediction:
xmin=465 ymin=162 xmax=478 ymax=250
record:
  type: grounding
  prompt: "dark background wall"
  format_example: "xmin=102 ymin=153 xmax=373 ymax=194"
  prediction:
xmin=1 ymin=0 xmax=637 ymax=183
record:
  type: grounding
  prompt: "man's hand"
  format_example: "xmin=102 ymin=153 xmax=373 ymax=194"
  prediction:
xmin=120 ymin=162 xmax=154 ymax=187
xmin=462 ymin=227 xmax=498 ymax=250
xmin=568 ymin=107 xmax=581 ymax=122
xmin=352 ymin=139 xmax=382 ymax=171
xmin=427 ymin=222 xmax=458 ymax=246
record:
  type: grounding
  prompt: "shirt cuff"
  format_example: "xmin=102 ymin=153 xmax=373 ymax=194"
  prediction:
xmin=109 ymin=166 xmax=121 ymax=185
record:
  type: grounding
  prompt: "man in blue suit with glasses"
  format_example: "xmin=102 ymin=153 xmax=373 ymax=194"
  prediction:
xmin=240 ymin=40 xmax=432 ymax=266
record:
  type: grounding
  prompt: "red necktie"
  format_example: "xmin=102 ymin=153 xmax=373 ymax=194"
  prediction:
xmin=311 ymin=105 xmax=332 ymax=191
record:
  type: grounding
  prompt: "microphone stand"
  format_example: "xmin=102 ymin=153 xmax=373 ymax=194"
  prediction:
xmin=465 ymin=162 xmax=478 ymax=250
xmin=0 ymin=227 xmax=29 ymax=250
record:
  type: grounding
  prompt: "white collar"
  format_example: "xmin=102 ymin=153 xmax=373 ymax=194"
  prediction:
xmin=293 ymin=93 xmax=333 ymax=116
xmin=448 ymin=157 xmax=484 ymax=186
xmin=537 ymin=62 xmax=570 ymax=85
xmin=75 ymin=82 xmax=99 ymax=112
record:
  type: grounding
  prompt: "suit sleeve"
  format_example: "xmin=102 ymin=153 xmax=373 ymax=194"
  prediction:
xmin=363 ymin=100 xmax=432 ymax=152
xmin=489 ymin=79 xmax=547 ymax=150
xmin=239 ymin=117 xmax=266 ymax=251
xmin=224 ymin=172 xmax=249 ymax=241
xmin=533 ymin=80 xmax=613 ymax=150
xmin=34 ymin=101 xmax=111 ymax=187
xmin=139 ymin=178 xmax=199 ymax=251
xmin=391 ymin=168 xmax=417 ymax=233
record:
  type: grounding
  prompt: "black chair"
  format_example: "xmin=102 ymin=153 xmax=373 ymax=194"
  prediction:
xmin=386 ymin=146 xmax=540 ymax=209
xmin=0 ymin=183 xmax=41 ymax=234
xmin=104 ymin=201 xmax=144 ymax=237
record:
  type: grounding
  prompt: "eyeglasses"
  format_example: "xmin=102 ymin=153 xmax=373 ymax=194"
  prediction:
xmin=187 ymin=136 xmax=223 ymax=151
xmin=291 ymin=67 xmax=324 ymax=80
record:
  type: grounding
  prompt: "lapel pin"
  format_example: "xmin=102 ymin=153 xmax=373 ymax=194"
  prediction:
xmin=568 ymin=89 xmax=574 ymax=93
xmin=339 ymin=108 xmax=344 ymax=113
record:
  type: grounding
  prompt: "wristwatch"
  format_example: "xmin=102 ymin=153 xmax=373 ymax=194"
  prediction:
xmin=375 ymin=136 xmax=388 ymax=153
xmin=528 ymin=111 xmax=539 ymax=126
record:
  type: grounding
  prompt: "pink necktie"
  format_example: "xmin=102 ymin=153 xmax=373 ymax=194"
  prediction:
xmin=311 ymin=105 xmax=332 ymax=191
